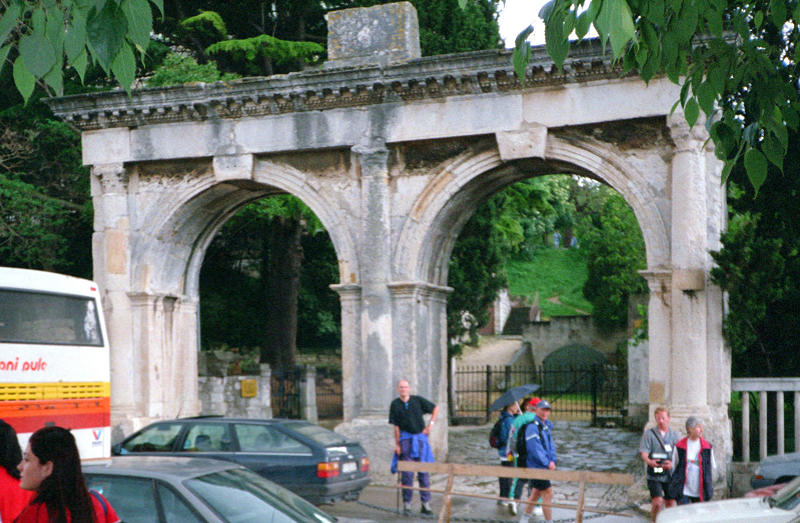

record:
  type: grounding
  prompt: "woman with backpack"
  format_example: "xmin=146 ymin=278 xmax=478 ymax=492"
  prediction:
xmin=494 ymin=402 xmax=520 ymax=512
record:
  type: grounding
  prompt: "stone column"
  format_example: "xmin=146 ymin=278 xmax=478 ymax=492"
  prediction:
xmin=352 ymin=141 xmax=394 ymax=416
xmin=299 ymin=365 xmax=318 ymax=423
xmin=331 ymin=284 xmax=362 ymax=421
xmin=639 ymin=270 xmax=672 ymax=410
xmin=91 ymin=162 xmax=137 ymax=442
xmin=668 ymin=113 xmax=729 ymax=488
xmin=388 ymin=282 xmax=452 ymax=459
xmin=127 ymin=293 xmax=200 ymax=429
xmin=667 ymin=113 xmax=711 ymax=421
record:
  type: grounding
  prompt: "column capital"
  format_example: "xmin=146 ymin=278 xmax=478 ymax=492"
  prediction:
xmin=667 ymin=111 xmax=709 ymax=153
xmin=638 ymin=269 xmax=671 ymax=294
xmin=330 ymin=283 xmax=361 ymax=299
xmin=388 ymin=281 xmax=453 ymax=301
xmin=94 ymin=163 xmax=128 ymax=194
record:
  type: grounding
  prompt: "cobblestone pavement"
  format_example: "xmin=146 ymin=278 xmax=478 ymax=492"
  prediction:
xmin=326 ymin=420 xmax=650 ymax=522
xmin=443 ymin=421 xmax=647 ymax=509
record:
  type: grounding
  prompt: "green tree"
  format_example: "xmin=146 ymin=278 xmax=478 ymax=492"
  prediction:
xmin=500 ymin=0 xmax=800 ymax=193
xmin=574 ymin=183 xmax=646 ymax=332
xmin=711 ymin=133 xmax=800 ymax=377
xmin=0 ymin=0 xmax=164 ymax=102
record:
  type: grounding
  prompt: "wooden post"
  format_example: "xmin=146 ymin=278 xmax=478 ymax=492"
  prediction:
xmin=576 ymin=472 xmax=586 ymax=523
xmin=438 ymin=464 xmax=455 ymax=523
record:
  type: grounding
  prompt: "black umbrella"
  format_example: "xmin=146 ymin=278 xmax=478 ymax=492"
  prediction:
xmin=489 ymin=383 xmax=540 ymax=412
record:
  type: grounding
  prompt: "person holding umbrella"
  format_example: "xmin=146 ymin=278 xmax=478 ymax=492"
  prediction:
xmin=519 ymin=399 xmax=557 ymax=523
xmin=495 ymin=401 xmax=519 ymax=511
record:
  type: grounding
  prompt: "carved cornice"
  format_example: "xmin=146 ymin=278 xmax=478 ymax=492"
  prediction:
xmin=46 ymin=40 xmax=625 ymax=131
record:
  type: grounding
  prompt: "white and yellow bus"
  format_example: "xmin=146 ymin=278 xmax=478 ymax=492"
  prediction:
xmin=0 ymin=267 xmax=111 ymax=458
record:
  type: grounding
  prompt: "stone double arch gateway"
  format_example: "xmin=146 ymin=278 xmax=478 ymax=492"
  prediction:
xmin=48 ymin=3 xmax=731 ymax=481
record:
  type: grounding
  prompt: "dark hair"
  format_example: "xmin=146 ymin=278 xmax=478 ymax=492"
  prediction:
xmin=28 ymin=426 xmax=95 ymax=523
xmin=0 ymin=419 xmax=22 ymax=479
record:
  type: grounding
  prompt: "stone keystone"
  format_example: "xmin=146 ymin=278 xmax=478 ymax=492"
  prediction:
xmin=325 ymin=2 xmax=421 ymax=69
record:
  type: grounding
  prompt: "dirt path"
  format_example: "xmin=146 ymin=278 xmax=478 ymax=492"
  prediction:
xmin=455 ymin=335 xmax=523 ymax=367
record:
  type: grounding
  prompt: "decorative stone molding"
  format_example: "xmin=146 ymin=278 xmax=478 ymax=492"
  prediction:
xmin=46 ymin=40 xmax=623 ymax=132
xmin=667 ymin=110 xmax=709 ymax=153
xmin=387 ymin=281 xmax=453 ymax=302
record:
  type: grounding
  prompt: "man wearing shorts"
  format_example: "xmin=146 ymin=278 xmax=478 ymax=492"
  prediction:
xmin=518 ymin=399 xmax=556 ymax=523
xmin=639 ymin=406 xmax=679 ymax=520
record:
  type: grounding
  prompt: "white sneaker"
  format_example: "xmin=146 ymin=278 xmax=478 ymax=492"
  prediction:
xmin=509 ymin=501 xmax=518 ymax=515
xmin=533 ymin=505 xmax=544 ymax=516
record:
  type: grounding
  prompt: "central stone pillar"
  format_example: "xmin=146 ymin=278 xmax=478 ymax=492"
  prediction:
xmin=667 ymin=112 xmax=729 ymax=488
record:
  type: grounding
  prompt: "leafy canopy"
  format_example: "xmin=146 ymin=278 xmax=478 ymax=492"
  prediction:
xmin=1 ymin=0 xmax=165 ymax=102
xmin=501 ymin=0 xmax=800 ymax=195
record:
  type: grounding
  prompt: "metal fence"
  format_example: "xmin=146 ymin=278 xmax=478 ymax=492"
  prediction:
xmin=271 ymin=367 xmax=301 ymax=419
xmin=316 ymin=368 xmax=343 ymax=419
xmin=451 ymin=364 xmax=627 ymax=425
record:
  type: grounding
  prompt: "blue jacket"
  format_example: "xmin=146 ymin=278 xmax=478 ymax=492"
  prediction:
xmin=399 ymin=431 xmax=435 ymax=463
xmin=524 ymin=416 xmax=557 ymax=469
xmin=497 ymin=411 xmax=516 ymax=458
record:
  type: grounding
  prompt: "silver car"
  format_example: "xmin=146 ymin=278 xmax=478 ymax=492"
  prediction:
xmin=751 ymin=451 xmax=800 ymax=489
xmin=657 ymin=476 xmax=800 ymax=523
xmin=83 ymin=456 xmax=362 ymax=523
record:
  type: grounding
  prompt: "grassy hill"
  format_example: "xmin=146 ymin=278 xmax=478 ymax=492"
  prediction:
xmin=505 ymin=246 xmax=592 ymax=318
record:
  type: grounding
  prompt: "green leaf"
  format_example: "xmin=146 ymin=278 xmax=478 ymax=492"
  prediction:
xmin=720 ymin=159 xmax=734 ymax=184
xmin=87 ymin=0 xmax=127 ymax=71
xmin=32 ymin=7 xmax=46 ymax=36
xmin=0 ymin=3 xmax=22 ymax=45
xmin=704 ymin=7 xmax=723 ymax=35
xmin=65 ymin=13 xmax=88 ymax=63
xmin=458 ymin=0 xmax=468 ymax=7
xmin=43 ymin=50 xmax=64 ymax=95
xmin=45 ymin=6 xmax=65 ymax=49
xmin=19 ymin=34 xmax=56 ymax=78
xmin=72 ymin=49 xmax=88 ymax=83
xmin=696 ymin=81 xmax=716 ymax=116
xmin=645 ymin=0 xmax=665 ymax=26
xmin=684 ymin=97 xmax=699 ymax=128
xmin=545 ymin=12 xmax=570 ymax=68
xmin=111 ymin=43 xmax=136 ymax=92
xmin=576 ymin=10 xmax=593 ymax=39
xmin=742 ymin=122 xmax=759 ymax=146
xmin=12 ymin=56 xmax=35 ymax=104
xmin=122 ymin=0 xmax=152 ymax=51
xmin=513 ymin=41 xmax=531 ymax=82
xmin=754 ymin=10 xmax=764 ymax=28
xmin=707 ymin=60 xmax=728 ymax=95
xmin=149 ymin=0 xmax=164 ymax=16
xmin=710 ymin=120 xmax=736 ymax=159
xmin=0 ymin=43 xmax=10 ymax=75
xmin=744 ymin=147 xmax=767 ymax=194
xmin=595 ymin=0 xmax=636 ymax=59
xmin=769 ymin=0 xmax=787 ymax=28
xmin=761 ymin=133 xmax=784 ymax=171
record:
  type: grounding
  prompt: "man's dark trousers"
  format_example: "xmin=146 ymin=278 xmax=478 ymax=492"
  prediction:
xmin=400 ymin=438 xmax=431 ymax=503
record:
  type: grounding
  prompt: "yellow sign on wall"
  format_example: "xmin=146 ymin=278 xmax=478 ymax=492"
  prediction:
xmin=241 ymin=379 xmax=258 ymax=398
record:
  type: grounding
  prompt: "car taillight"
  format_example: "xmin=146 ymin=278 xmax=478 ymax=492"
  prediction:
xmin=317 ymin=462 xmax=340 ymax=478
xmin=753 ymin=474 xmax=764 ymax=480
xmin=360 ymin=457 xmax=369 ymax=472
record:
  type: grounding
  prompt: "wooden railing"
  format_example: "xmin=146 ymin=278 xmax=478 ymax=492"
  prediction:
xmin=393 ymin=461 xmax=634 ymax=523
xmin=731 ymin=377 xmax=800 ymax=462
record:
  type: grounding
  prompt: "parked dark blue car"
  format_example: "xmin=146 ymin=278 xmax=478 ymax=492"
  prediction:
xmin=112 ymin=416 xmax=370 ymax=504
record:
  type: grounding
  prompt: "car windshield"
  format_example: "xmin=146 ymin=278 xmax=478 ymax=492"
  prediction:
xmin=186 ymin=467 xmax=336 ymax=523
xmin=278 ymin=421 xmax=348 ymax=446
xmin=770 ymin=476 xmax=800 ymax=510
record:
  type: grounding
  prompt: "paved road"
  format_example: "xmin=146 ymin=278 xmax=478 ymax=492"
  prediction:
xmin=326 ymin=421 xmax=651 ymax=522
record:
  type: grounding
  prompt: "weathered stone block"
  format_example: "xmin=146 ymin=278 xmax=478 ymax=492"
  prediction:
xmin=325 ymin=2 xmax=420 ymax=69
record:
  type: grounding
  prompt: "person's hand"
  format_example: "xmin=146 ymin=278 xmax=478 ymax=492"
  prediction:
xmin=662 ymin=459 xmax=672 ymax=470
xmin=548 ymin=461 xmax=556 ymax=470
xmin=395 ymin=443 xmax=402 ymax=456
xmin=422 ymin=424 xmax=432 ymax=436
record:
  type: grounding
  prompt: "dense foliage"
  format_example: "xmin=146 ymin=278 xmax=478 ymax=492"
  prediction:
xmin=520 ymin=0 xmax=800 ymax=194
xmin=711 ymin=133 xmax=800 ymax=377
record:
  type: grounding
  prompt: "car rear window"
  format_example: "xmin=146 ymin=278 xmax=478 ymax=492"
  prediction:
xmin=185 ymin=468 xmax=336 ymax=523
xmin=277 ymin=421 xmax=348 ymax=446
